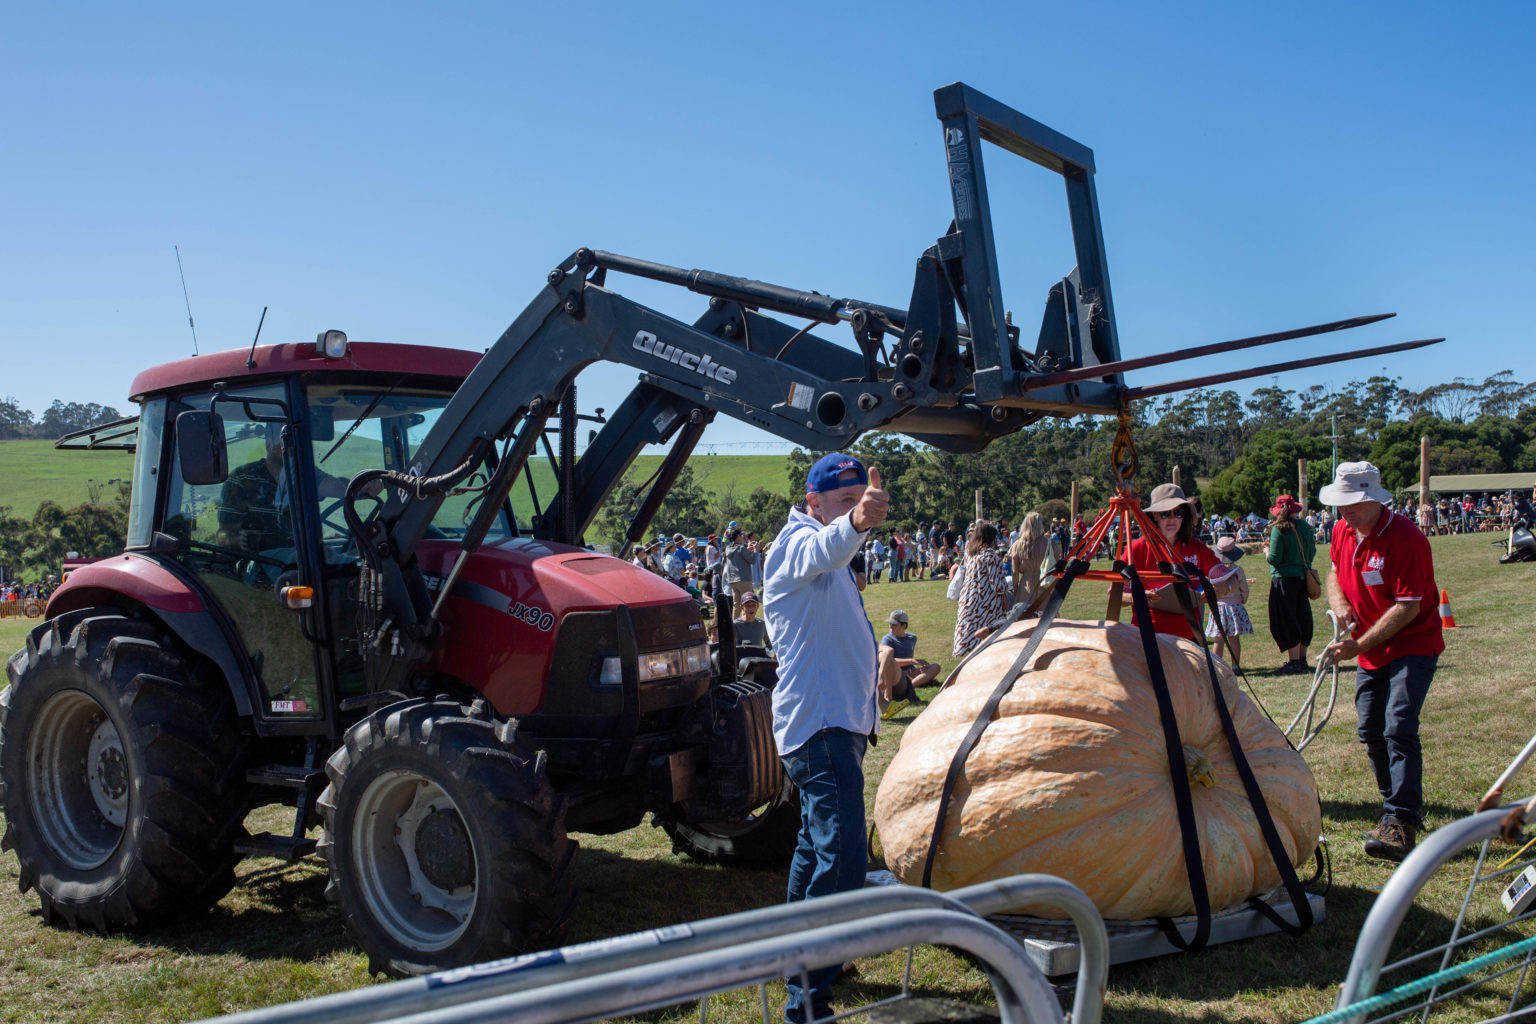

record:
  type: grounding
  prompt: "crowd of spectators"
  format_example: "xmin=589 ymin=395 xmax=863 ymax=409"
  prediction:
xmin=623 ymin=509 xmax=1068 ymax=666
xmin=863 ymin=520 xmax=966 ymax=583
xmin=1 ymin=581 xmax=51 ymax=601
xmin=1400 ymin=490 xmax=1535 ymax=536
xmin=631 ymin=525 xmax=765 ymax=604
xmin=0 ymin=580 xmax=52 ymax=615
xmin=622 ymin=481 xmax=1508 ymax=679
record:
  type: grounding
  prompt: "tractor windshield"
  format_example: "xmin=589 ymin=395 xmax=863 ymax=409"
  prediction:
xmin=306 ymin=384 xmax=515 ymax=559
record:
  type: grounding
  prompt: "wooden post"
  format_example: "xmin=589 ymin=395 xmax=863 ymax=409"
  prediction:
xmin=1070 ymin=480 xmax=1080 ymax=522
xmin=1172 ymin=465 xmax=1181 ymax=489
xmin=975 ymin=488 xmax=984 ymax=524
xmin=1419 ymin=435 xmax=1431 ymax=528
xmin=1298 ymin=458 xmax=1308 ymax=509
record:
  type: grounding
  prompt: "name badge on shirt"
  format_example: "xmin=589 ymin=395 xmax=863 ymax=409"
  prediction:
xmin=1361 ymin=569 xmax=1384 ymax=586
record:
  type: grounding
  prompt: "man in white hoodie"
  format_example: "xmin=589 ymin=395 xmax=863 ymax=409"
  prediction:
xmin=762 ymin=452 xmax=888 ymax=1023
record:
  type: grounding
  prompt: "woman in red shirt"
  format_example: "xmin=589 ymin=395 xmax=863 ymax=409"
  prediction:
xmin=1127 ymin=483 xmax=1235 ymax=642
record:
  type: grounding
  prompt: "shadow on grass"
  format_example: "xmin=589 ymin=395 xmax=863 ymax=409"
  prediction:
xmin=13 ymin=836 xmax=795 ymax=968
xmin=1321 ymin=796 xmax=1475 ymax=828
xmin=565 ymin=842 xmax=790 ymax=943
xmin=1100 ymin=883 xmax=1471 ymax=1023
xmin=16 ymin=856 xmax=360 ymax=964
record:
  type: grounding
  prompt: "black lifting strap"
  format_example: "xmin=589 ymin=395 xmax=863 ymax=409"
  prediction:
xmin=1170 ymin=563 xmax=1315 ymax=937
xmin=1123 ymin=561 xmax=1213 ymax=950
xmin=919 ymin=557 xmax=1088 ymax=889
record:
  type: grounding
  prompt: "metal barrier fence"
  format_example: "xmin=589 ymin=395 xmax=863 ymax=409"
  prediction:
xmin=0 ymin=599 xmax=44 ymax=619
xmin=1326 ymin=805 xmax=1536 ymax=1024
xmin=199 ymin=873 xmax=1108 ymax=1024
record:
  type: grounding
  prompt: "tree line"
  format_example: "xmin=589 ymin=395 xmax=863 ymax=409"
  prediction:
xmin=0 ymin=398 xmax=127 ymax=441
xmin=592 ymin=371 xmax=1536 ymax=547
xmin=0 ymin=484 xmax=130 ymax=583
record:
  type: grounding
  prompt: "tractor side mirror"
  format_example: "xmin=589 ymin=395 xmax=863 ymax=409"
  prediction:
xmin=177 ymin=410 xmax=229 ymax=485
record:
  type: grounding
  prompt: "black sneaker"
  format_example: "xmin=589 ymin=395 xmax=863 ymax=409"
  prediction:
xmin=1365 ymin=819 xmax=1417 ymax=862
xmin=786 ymin=999 xmax=836 ymax=1024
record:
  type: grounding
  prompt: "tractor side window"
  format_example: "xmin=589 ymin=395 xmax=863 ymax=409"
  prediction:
xmin=126 ymin=397 xmax=166 ymax=548
xmin=166 ymin=385 xmax=322 ymax=719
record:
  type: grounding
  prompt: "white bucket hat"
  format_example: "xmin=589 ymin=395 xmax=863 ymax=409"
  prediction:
xmin=1319 ymin=461 xmax=1393 ymax=506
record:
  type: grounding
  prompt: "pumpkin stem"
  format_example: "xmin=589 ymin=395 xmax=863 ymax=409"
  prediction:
xmin=1183 ymin=745 xmax=1217 ymax=788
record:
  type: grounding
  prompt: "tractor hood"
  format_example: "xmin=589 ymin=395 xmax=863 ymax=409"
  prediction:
xmin=415 ymin=537 xmax=705 ymax=716
xmin=416 ymin=537 xmax=690 ymax=612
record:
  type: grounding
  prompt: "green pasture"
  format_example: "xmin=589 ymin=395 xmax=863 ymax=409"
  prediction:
xmin=0 ymin=441 xmax=792 ymax=522
xmin=0 ymin=531 xmax=1532 ymax=1022
xmin=0 ymin=441 xmax=135 ymax=516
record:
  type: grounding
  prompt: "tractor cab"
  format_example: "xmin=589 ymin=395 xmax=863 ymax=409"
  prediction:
xmin=98 ymin=340 xmax=496 ymax=735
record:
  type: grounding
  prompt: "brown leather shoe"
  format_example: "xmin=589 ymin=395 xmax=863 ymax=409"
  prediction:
xmin=1365 ymin=819 xmax=1417 ymax=862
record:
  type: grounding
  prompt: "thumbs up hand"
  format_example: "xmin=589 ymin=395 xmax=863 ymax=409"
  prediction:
xmin=852 ymin=466 xmax=890 ymax=533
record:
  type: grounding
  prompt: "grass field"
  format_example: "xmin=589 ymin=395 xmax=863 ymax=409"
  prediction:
xmin=0 ymin=441 xmax=136 ymax=516
xmin=0 ymin=531 xmax=1532 ymax=1023
xmin=0 ymin=442 xmax=794 ymax=523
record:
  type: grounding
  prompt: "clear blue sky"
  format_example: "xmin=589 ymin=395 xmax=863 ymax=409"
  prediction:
xmin=4 ymin=3 xmax=1532 ymax=455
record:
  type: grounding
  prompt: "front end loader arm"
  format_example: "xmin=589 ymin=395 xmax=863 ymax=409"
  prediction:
xmin=344 ymin=82 xmax=1437 ymax=695
xmin=378 ymin=249 xmax=1035 ymax=566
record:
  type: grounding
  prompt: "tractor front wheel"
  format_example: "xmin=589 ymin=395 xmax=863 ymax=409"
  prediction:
xmin=318 ymin=699 xmax=576 ymax=976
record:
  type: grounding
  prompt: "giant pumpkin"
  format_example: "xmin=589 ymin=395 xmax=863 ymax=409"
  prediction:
xmin=873 ymin=618 xmax=1319 ymax=919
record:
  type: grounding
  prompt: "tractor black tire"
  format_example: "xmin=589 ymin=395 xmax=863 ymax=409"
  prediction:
xmin=0 ymin=607 xmax=252 ymax=931
xmin=317 ymin=698 xmax=577 ymax=977
xmin=656 ymin=774 xmax=801 ymax=868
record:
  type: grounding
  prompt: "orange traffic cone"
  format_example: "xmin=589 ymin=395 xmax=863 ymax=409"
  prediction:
xmin=1439 ymin=588 xmax=1458 ymax=629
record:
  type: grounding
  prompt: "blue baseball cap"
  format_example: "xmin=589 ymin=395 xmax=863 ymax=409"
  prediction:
xmin=806 ymin=452 xmax=868 ymax=494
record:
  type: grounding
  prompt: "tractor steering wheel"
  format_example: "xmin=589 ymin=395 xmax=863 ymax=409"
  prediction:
xmin=184 ymin=538 xmax=289 ymax=570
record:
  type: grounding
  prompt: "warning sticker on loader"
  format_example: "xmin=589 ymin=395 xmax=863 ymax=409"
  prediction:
xmin=787 ymin=382 xmax=814 ymax=411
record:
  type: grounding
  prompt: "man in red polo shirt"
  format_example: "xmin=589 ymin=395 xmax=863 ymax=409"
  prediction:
xmin=1322 ymin=461 xmax=1444 ymax=862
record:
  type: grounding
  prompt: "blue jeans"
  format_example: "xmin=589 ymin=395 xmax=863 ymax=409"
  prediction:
xmin=781 ymin=728 xmax=868 ymax=1022
xmin=1355 ymin=654 xmax=1437 ymax=829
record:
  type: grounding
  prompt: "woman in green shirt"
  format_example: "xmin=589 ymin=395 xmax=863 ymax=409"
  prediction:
xmin=1266 ymin=494 xmax=1317 ymax=674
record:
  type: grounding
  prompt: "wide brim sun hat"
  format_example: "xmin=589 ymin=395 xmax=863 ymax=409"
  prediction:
xmin=1319 ymin=462 xmax=1393 ymax=506
xmin=1143 ymin=482 xmax=1192 ymax=515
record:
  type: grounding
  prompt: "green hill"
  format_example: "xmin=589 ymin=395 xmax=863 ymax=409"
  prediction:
xmin=0 ymin=440 xmax=792 ymax=520
xmin=0 ymin=441 xmax=137 ymax=516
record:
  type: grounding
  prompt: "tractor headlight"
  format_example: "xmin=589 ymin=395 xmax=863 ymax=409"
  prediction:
xmin=638 ymin=649 xmax=683 ymax=680
xmin=598 ymin=642 xmax=709 ymax=685
xmin=682 ymin=642 xmax=709 ymax=675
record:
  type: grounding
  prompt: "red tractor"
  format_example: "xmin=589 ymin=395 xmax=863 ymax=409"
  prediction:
xmin=0 ymin=83 xmax=1425 ymax=976
xmin=2 ymin=338 xmax=795 ymax=975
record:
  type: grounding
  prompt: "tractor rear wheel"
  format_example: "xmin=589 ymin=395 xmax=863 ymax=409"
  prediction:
xmin=656 ymin=774 xmax=801 ymax=868
xmin=0 ymin=607 xmax=251 ymax=930
xmin=317 ymin=699 xmax=576 ymax=976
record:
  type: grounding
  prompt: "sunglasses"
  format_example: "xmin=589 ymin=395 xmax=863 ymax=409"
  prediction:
xmin=1153 ymin=510 xmax=1186 ymax=520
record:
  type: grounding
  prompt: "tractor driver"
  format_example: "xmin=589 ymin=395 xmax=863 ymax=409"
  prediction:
xmin=216 ymin=424 xmax=351 ymax=554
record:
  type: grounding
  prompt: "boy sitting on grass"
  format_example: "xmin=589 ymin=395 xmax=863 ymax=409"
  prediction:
xmin=878 ymin=609 xmax=941 ymax=720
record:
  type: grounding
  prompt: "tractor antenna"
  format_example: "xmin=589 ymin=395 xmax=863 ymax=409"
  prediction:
xmin=246 ymin=306 xmax=268 ymax=369
xmin=174 ymin=245 xmax=199 ymax=356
